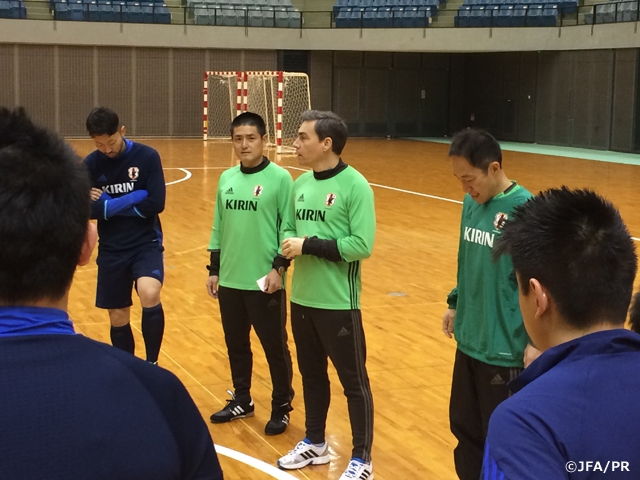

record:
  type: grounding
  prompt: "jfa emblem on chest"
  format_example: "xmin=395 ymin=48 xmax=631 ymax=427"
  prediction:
xmin=325 ymin=193 xmax=337 ymax=207
xmin=494 ymin=212 xmax=508 ymax=230
xmin=128 ymin=167 xmax=139 ymax=181
xmin=253 ymin=185 xmax=264 ymax=197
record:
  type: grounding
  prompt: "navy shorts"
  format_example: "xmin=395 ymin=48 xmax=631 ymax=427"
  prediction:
xmin=96 ymin=244 xmax=165 ymax=309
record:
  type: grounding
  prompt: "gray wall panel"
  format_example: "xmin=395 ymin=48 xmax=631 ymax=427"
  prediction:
xmin=611 ymin=49 xmax=637 ymax=152
xmin=136 ymin=48 xmax=170 ymax=136
xmin=18 ymin=45 xmax=56 ymax=130
xmin=97 ymin=47 xmax=133 ymax=133
xmin=309 ymin=51 xmax=332 ymax=111
xmin=333 ymin=67 xmax=360 ymax=132
xmin=536 ymin=52 xmax=573 ymax=145
xmin=570 ymin=50 xmax=613 ymax=149
xmin=59 ymin=46 xmax=94 ymax=136
xmin=363 ymin=68 xmax=388 ymax=134
xmin=0 ymin=45 xmax=15 ymax=108
xmin=517 ymin=52 xmax=537 ymax=143
xmin=173 ymin=49 xmax=205 ymax=137
xmin=209 ymin=49 xmax=243 ymax=71
xmin=244 ymin=50 xmax=277 ymax=71
xmin=394 ymin=69 xmax=419 ymax=136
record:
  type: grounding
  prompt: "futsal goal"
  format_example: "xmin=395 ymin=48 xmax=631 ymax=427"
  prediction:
xmin=203 ymin=71 xmax=311 ymax=154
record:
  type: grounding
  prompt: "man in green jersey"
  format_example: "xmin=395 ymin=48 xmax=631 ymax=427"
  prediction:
xmin=206 ymin=112 xmax=295 ymax=436
xmin=443 ymin=128 xmax=539 ymax=480
xmin=278 ymin=111 xmax=376 ymax=480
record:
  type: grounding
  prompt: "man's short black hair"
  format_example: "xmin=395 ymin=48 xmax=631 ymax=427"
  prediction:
xmin=230 ymin=112 xmax=267 ymax=138
xmin=494 ymin=187 xmax=637 ymax=329
xmin=0 ymin=107 xmax=91 ymax=304
xmin=86 ymin=107 xmax=120 ymax=137
xmin=449 ymin=128 xmax=502 ymax=173
xmin=300 ymin=110 xmax=348 ymax=156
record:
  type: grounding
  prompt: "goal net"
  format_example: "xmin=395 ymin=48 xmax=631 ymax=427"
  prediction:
xmin=204 ymin=71 xmax=311 ymax=153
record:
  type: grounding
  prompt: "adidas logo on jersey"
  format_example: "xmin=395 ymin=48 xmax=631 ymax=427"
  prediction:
xmin=297 ymin=194 xmax=305 ymax=202
xmin=226 ymin=187 xmax=234 ymax=194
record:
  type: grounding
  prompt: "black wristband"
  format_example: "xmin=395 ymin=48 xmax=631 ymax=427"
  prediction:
xmin=302 ymin=236 xmax=343 ymax=262
xmin=207 ymin=250 xmax=220 ymax=276
xmin=272 ymin=254 xmax=291 ymax=272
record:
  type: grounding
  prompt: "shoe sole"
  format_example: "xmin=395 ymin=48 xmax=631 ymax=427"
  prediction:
xmin=210 ymin=411 xmax=255 ymax=424
xmin=265 ymin=425 xmax=288 ymax=436
xmin=277 ymin=454 xmax=330 ymax=470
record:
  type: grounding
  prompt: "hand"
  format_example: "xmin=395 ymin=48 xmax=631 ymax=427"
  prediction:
xmin=282 ymin=237 xmax=305 ymax=259
xmin=90 ymin=188 xmax=103 ymax=201
xmin=206 ymin=275 xmax=219 ymax=299
xmin=442 ymin=308 xmax=455 ymax=339
xmin=263 ymin=269 xmax=282 ymax=294
xmin=523 ymin=344 xmax=542 ymax=368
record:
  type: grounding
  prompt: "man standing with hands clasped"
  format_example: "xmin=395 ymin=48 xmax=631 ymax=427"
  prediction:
xmin=206 ymin=112 xmax=295 ymax=436
xmin=279 ymin=110 xmax=376 ymax=480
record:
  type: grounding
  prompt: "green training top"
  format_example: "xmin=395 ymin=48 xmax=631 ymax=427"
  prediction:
xmin=447 ymin=182 xmax=532 ymax=368
xmin=286 ymin=162 xmax=376 ymax=310
xmin=208 ymin=159 xmax=293 ymax=290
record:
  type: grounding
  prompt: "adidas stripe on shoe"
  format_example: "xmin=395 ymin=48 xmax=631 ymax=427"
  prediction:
xmin=339 ymin=458 xmax=373 ymax=480
xmin=277 ymin=439 xmax=330 ymax=470
xmin=210 ymin=390 xmax=255 ymax=424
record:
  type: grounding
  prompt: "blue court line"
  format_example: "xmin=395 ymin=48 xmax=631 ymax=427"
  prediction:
xmin=405 ymin=137 xmax=640 ymax=167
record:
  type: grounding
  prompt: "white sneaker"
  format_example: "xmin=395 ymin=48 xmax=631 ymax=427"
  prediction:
xmin=277 ymin=439 xmax=330 ymax=470
xmin=339 ymin=458 xmax=374 ymax=480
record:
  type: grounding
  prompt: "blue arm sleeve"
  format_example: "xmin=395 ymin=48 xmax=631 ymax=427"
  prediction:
xmin=92 ymin=190 xmax=148 ymax=220
xmin=134 ymin=150 xmax=166 ymax=217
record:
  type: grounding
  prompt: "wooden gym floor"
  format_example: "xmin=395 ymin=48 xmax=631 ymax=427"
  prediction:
xmin=66 ymin=138 xmax=640 ymax=480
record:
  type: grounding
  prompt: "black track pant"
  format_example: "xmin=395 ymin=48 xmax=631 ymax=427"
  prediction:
xmin=449 ymin=348 xmax=522 ymax=480
xmin=218 ymin=286 xmax=294 ymax=411
xmin=290 ymin=302 xmax=374 ymax=462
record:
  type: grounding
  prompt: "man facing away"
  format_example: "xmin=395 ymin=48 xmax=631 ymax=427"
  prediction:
xmin=483 ymin=187 xmax=640 ymax=480
xmin=0 ymin=107 xmax=223 ymax=480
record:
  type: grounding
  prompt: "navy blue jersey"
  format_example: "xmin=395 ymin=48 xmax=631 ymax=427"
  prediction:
xmin=483 ymin=329 xmax=640 ymax=480
xmin=0 ymin=307 xmax=223 ymax=480
xmin=84 ymin=140 xmax=165 ymax=253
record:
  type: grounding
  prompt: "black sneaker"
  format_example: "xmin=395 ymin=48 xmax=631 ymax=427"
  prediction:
xmin=265 ymin=403 xmax=292 ymax=435
xmin=210 ymin=390 xmax=255 ymax=424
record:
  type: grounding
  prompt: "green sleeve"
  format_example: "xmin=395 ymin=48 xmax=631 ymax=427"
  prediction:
xmin=447 ymin=287 xmax=458 ymax=309
xmin=277 ymin=171 xmax=295 ymax=253
xmin=281 ymin=177 xmax=298 ymax=242
xmin=208 ymin=184 xmax=223 ymax=251
xmin=337 ymin=180 xmax=376 ymax=262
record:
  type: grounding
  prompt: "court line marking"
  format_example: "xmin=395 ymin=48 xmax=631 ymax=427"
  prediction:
xmin=129 ymin=323 xmax=312 ymax=480
xmin=165 ymin=168 xmax=192 ymax=186
xmin=215 ymin=446 xmax=299 ymax=480
xmin=164 ymin=167 xmax=229 ymax=170
xmin=284 ymin=166 xmax=640 ymax=242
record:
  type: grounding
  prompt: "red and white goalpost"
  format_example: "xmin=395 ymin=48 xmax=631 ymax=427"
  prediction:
xmin=203 ymin=70 xmax=311 ymax=154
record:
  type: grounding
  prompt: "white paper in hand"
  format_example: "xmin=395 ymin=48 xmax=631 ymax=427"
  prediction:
xmin=257 ymin=275 xmax=268 ymax=292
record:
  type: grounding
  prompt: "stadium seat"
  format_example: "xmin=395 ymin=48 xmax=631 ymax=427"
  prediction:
xmin=347 ymin=6 xmax=363 ymax=26
xmin=455 ymin=5 xmax=471 ymax=26
xmin=540 ymin=4 xmax=557 ymax=25
xmin=494 ymin=4 xmax=513 ymax=25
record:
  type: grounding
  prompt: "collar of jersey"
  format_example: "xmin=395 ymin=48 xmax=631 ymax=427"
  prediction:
xmin=240 ymin=157 xmax=269 ymax=174
xmin=122 ymin=138 xmax=133 ymax=155
xmin=0 ymin=306 xmax=75 ymax=338
xmin=489 ymin=181 xmax=520 ymax=202
xmin=313 ymin=159 xmax=348 ymax=180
